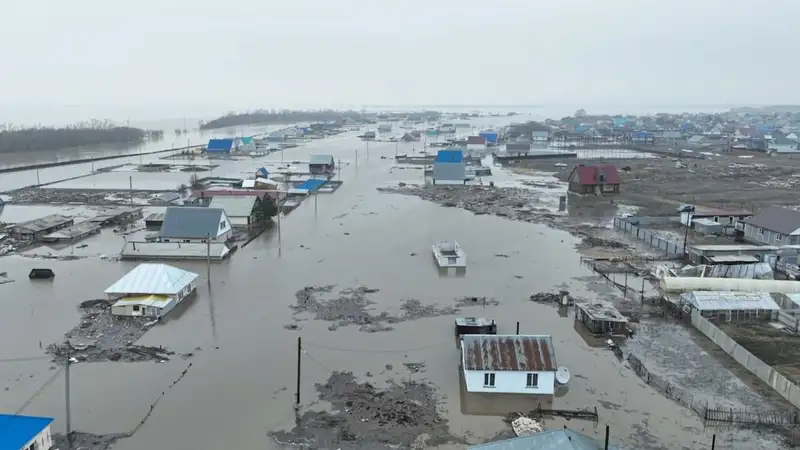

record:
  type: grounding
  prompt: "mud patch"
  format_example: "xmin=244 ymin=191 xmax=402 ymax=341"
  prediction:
xmin=47 ymin=300 xmax=174 ymax=363
xmin=292 ymin=286 xmax=498 ymax=332
xmin=270 ymin=371 xmax=465 ymax=449
xmin=52 ymin=432 xmax=128 ymax=450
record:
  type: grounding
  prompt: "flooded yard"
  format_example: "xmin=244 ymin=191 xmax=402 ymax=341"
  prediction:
xmin=0 ymin=128 xmax=795 ymax=449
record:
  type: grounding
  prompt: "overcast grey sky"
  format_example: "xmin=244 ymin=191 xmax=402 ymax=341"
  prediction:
xmin=1 ymin=0 xmax=798 ymax=122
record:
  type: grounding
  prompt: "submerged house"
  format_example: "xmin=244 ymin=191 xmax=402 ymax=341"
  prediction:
xmin=106 ymin=263 xmax=199 ymax=318
xmin=309 ymin=154 xmax=335 ymax=175
xmin=0 ymin=414 xmax=54 ymax=450
xmin=466 ymin=136 xmax=488 ymax=154
xmin=239 ymin=136 xmax=256 ymax=152
xmin=468 ymin=428 xmax=623 ymax=450
xmin=505 ymin=142 xmax=531 ymax=156
xmin=11 ymin=214 xmax=74 ymax=241
xmin=206 ymin=138 xmax=234 ymax=154
xmin=432 ymin=149 xmax=466 ymax=185
xmin=567 ymin=164 xmax=621 ymax=195
xmin=209 ymin=195 xmax=261 ymax=228
xmin=460 ymin=334 xmax=558 ymax=395
xmin=159 ymin=206 xmax=233 ymax=242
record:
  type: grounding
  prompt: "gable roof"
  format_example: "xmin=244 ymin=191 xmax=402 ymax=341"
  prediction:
xmin=0 ymin=414 xmax=54 ymax=450
xmin=160 ymin=206 xmax=226 ymax=238
xmin=435 ymin=149 xmax=464 ymax=163
xmin=462 ymin=334 xmax=557 ymax=372
xmin=240 ymin=137 xmax=254 ymax=144
xmin=207 ymin=138 xmax=233 ymax=152
xmin=104 ymin=263 xmax=199 ymax=295
xmin=745 ymin=206 xmax=800 ymax=235
xmin=209 ymin=195 xmax=259 ymax=218
xmin=310 ymin=154 xmax=335 ymax=165
xmin=571 ymin=164 xmax=621 ymax=185
xmin=468 ymin=429 xmax=622 ymax=450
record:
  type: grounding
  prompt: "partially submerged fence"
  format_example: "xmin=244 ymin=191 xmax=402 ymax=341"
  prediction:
xmin=612 ymin=216 xmax=685 ymax=256
xmin=691 ymin=311 xmax=800 ymax=411
xmin=627 ymin=353 xmax=797 ymax=427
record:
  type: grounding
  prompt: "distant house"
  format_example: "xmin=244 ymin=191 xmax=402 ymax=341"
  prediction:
xmin=466 ymin=136 xmax=487 ymax=154
xmin=309 ymin=154 xmax=335 ymax=175
xmin=743 ymin=206 xmax=800 ymax=245
xmin=567 ymin=164 xmax=621 ymax=195
xmin=478 ymin=131 xmax=498 ymax=145
xmin=631 ymin=130 xmax=653 ymax=143
xmin=154 ymin=192 xmax=182 ymax=205
xmin=432 ymin=149 xmax=466 ymax=185
xmin=460 ymin=334 xmax=558 ymax=395
xmin=786 ymin=132 xmax=800 ymax=142
xmin=505 ymin=142 xmax=531 ymax=156
xmin=206 ymin=138 xmax=234 ymax=153
xmin=239 ymin=136 xmax=256 ymax=152
xmin=377 ymin=123 xmax=392 ymax=132
xmin=468 ymin=428 xmax=624 ymax=450
xmin=531 ymin=130 xmax=550 ymax=142
xmin=0 ymin=414 xmax=54 ymax=450
xmin=266 ymin=131 xmax=286 ymax=141
xmin=11 ymin=214 xmax=74 ymax=241
xmin=159 ymin=206 xmax=233 ymax=242
xmin=661 ymin=130 xmax=682 ymax=142
xmin=769 ymin=134 xmax=800 ymax=153
xmin=687 ymin=135 xmax=707 ymax=145
xmin=209 ymin=195 xmax=261 ymax=228
xmin=106 ymin=263 xmax=199 ymax=318
xmin=680 ymin=207 xmax=751 ymax=227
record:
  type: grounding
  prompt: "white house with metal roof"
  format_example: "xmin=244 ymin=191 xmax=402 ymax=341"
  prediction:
xmin=208 ymin=195 xmax=261 ymax=228
xmin=461 ymin=334 xmax=558 ymax=395
xmin=159 ymin=206 xmax=232 ymax=243
xmin=106 ymin=263 xmax=199 ymax=318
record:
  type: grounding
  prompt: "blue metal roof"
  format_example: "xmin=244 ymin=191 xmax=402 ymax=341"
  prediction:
xmin=468 ymin=429 xmax=621 ymax=450
xmin=435 ymin=149 xmax=464 ymax=163
xmin=207 ymin=138 xmax=233 ymax=152
xmin=160 ymin=206 xmax=225 ymax=239
xmin=256 ymin=167 xmax=269 ymax=176
xmin=295 ymin=179 xmax=327 ymax=191
xmin=0 ymin=414 xmax=54 ymax=450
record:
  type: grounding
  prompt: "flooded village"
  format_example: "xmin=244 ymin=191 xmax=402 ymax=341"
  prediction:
xmin=4 ymin=108 xmax=800 ymax=449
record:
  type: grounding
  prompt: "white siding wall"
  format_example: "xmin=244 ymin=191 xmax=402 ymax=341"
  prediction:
xmin=463 ymin=370 xmax=555 ymax=395
xmin=228 ymin=216 xmax=250 ymax=228
xmin=21 ymin=424 xmax=52 ymax=450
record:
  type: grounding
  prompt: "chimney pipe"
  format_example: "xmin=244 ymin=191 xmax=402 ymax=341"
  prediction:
xmin=604 ymin=425 xmax=610 ymax=450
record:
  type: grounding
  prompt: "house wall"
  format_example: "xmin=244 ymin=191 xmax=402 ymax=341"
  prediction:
xmin=743 ymin=223 xmax=800 ymax=245
xmin=681 ymin=213 xmax=747 ymax=227
xmin=463 ymin=370 xmax=555 ymax=395
xmin=432 ymin=162 xmax=466 ymax=182
xmin=21 ymin=424 xmax=52 ymax=450
xmin=228 ymin=215 xmax=252 ymax=228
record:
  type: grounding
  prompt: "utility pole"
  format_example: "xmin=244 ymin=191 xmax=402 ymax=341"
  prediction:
xmin=355 ymin=149 xmax=358 ymax=166
xmin=36 ymin=170 xmax=40 ymax=185
xmin=129 ymin=176 xmax=133 ymax=205
xmin=295 ymin=336 xmax=302 ymax=409
xmin=91 ymin=158 xmax=94 ymax=173
xmin=623 ymin=271 xmax=628 ymax=298
xmin=65 ymin=343 xmax=72 ymax=448
xmin=277 ymin=210 xmax=282 ymax=256
xmin=337 ymin=160 xmax=341 ymax=181
xmin=314 ymin=191 xmax=318 ymax=216
xmin=206 ymin=234 xmax=211 ymax=284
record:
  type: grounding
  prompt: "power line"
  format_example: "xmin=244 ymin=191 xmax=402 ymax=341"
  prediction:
xmin=302 ymin=340 xmax=452 ymax=353
xmin=0 ymin=366 xmax=65 ymax=437
xmin=0 ymin=356 xmax=51 ymax=364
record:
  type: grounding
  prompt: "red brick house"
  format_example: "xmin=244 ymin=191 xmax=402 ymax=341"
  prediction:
xmin=568 ymin=164 xmax=621 ymax=195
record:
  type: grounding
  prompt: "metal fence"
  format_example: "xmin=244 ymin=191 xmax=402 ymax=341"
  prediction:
xmin=613 ymin=216 xmax=685 ymax=255
xmin=627 ymin=353 xmax=708 ymax=418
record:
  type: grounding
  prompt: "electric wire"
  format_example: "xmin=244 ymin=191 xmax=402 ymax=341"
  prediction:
xmin=302 ymin=339 xmax=452 ymax=353
xmin=0 ymin=366 xmax=65 ymax=436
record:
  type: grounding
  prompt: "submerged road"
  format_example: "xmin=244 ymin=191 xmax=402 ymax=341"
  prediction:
xmin=0 ymin=121 xmax=790 ymax=449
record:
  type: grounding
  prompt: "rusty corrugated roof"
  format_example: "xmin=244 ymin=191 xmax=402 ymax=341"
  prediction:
xmin=462 ymin=335 xmax=557 ymax=372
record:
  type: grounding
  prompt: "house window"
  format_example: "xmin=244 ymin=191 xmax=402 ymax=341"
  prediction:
xmin=758 ymin=228 xmax=764 ymax=236
xmin=220 ymin=220 xmax=226 ymax=229
xmin=728 ymin=217 xmax=734 ymax=224
xmin=133 ymin=305 xmax=140 ymax=312
xmin=483 ymin=373 xmax=496 ymax=387
xmin=776 ymin=233 xmax=782 ymax=243
xmin=526 ymin=373 xmax=539 ymax=388
xmin=713 ymin=216 xmax=719 ymax=222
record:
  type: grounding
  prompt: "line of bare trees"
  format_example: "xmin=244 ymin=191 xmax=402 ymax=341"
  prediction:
xmin=199 ymin=109 xmax=363 ymax=130
xmin=0 ymin=119 xmax=147 ymax=153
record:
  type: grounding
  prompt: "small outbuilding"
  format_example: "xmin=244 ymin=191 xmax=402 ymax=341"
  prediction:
xmin=568 ymin=164 xmax=621 ymax=195
xmin=206 ymin=138 xmax=234 ymax=154
xmin=678 ymin=291 xmax=780 ymax=321
xmin=106 ymin=263 xmax=199 ymax=318
xmin=432 ymin=149 xmax=467 ymax=185
xmin=309 ymin=154 xmax=335 ymax=175
xmin=575 ymin=301 xmax=629 ymax=336
xmin=29 ymin=268 xmax=55 ymax=280
xmin=209 ymin=195 xmax=261 ymax=228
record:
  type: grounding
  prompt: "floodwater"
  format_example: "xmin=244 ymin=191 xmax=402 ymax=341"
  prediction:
xmin=0 ymin=121 xmax=791 ymax=450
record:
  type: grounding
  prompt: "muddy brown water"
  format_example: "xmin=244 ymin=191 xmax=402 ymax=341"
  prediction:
xmin=0 ymin=129 xmax=792 ymax=449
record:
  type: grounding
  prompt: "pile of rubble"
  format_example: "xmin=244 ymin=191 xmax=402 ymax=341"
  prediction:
xmin=270 ymin=371 xmax=465 ymax=449
xmin=47 ymin=300 xmax=174 ymax=363
xmin=291 ymin=286 xmax=500 ymax=332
